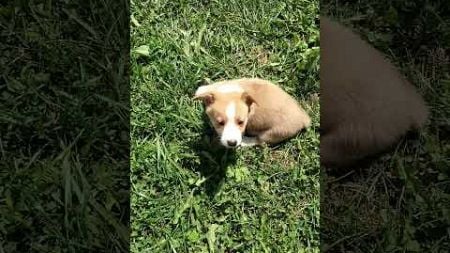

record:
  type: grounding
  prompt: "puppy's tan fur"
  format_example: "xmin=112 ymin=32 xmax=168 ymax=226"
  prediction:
xmin=320 ymin=17 xmax=428 ymax=167
xmin=194 ymin=78 xmax=311 ymax=147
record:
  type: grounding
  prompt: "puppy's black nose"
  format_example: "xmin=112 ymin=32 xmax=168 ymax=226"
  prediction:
xmin=227 ymin=140 xmax=237 ymax=147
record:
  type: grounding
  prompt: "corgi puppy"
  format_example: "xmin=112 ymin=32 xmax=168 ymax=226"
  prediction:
xmin=320 ymin=16 xmax=428 ymax=167
xmin=194 ymin=78 xmax=311 ymax=148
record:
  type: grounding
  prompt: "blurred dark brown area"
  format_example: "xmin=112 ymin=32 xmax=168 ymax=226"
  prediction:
xmin=320 ymin=0 xmax=449 ymax=252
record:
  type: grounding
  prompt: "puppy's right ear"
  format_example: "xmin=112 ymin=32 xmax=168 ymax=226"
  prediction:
xmin=194 ymin=93 xmax=214 ymax=105
xmin=193 ymin=92 xmax=214 ymax=106
xmin=194 ymin=85 xmax=215 ymax=105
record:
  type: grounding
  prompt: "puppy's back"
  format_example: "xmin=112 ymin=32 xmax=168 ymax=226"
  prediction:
xmin=237 ymin=78 xmax=311 ymax=130
xmin=320 ymin=17 xmax=428 ymax=167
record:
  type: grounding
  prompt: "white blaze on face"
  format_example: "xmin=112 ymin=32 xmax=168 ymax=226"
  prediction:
xmin=220 ymin=102 xmax=242 ymax=148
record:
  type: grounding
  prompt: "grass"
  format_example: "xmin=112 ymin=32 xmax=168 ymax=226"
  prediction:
xmin=0 ymin=1 xmax=129 ymax=252
xmin=322 ymin=1 xmax=450 ymax=252
xmin=7 ymin=0 xmax=446 ymax=252
xmin=130 ymin=0 xmax=319 ymax=252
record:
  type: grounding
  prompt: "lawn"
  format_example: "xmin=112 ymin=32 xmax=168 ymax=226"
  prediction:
xmin=1 ymin=1 xmax=129 ymax=252
xmin=130 ymin=0 xmax=320 ymax=252
xmin=322 ymin=1 xmax=450 ymax=252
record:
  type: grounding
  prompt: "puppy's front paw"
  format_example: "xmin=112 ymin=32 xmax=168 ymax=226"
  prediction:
xmin=240 ymin=136 xmax=262 ymax=147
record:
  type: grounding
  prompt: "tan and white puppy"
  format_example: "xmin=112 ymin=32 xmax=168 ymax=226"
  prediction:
xmin=194 ymin=78 xmax=311 ymax=148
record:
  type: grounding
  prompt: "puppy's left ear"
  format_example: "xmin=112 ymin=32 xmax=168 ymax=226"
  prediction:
xmin=242 ymin=92 xmax=257 ymax=109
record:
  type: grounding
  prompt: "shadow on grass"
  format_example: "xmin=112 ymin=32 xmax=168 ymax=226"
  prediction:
xmin=320 ymin=132 xmax=428 ymax=252
xmin=186 ymin=113 xmax=237 ymax=198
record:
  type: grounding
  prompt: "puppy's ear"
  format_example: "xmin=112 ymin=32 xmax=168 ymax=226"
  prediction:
xmin=194 ymin=85 xmax=215 ymax=105
xmin=193 ymin=92 xmax=214 ymax=106
xmin=242 ymin=92 xmax=257 ymax=115
xmin=241 ymin=92 xmax=257 ymax=107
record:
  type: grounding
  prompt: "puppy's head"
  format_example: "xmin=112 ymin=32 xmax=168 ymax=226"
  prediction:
xmin=194 ymin=84 xmax=256 ymax=148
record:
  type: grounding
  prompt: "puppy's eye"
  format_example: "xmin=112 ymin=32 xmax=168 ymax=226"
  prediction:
xmin=217 ymin=120 xmax=225 ymax=126
xmin=237 ymin=119 xmax=244 ymax=126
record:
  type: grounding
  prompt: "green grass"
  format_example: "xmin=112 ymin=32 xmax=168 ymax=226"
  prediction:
xmin=0 ymin=1 xmax=129 ymax=252
xmin=130 ymin=0 xmax=319 ymax=252
xmin=322 ymin=1 xmax=450 ymax=252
